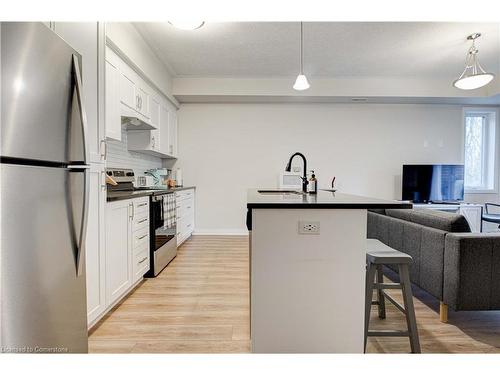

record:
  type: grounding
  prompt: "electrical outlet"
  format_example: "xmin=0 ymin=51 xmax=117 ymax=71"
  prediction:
xmin=298 ymin=221 xmax=320 ymax=234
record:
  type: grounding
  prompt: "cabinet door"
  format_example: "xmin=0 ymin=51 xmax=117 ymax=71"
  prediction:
xmin=52 ymin=22 xmax=106 ymax=163
xmin=159 ymin=104 xmax=170 ymax=155
xmin=85 ymin=164 xmax=106 ymax=325
xmin=105 ymin=59 xmax=122 ymax=141
xmin=136 ymin=85 xmax=150 ymax=119
xmin=105 ymin=200 xmax=132 ymax=306
xmin=168 ymin=109 xmax=178 ymax=157
xmin=119 ymin=64 xmax=137 ymax=111
xmin=150 ymin=96 xmax=161 ymax=152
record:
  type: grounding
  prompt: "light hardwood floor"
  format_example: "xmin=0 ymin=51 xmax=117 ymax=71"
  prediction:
xmin=89 ymin=235 xmax=500 ymax=353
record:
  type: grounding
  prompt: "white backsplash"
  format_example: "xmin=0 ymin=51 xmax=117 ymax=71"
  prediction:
xmin=106 ymin=129 xmax=162 ymax=177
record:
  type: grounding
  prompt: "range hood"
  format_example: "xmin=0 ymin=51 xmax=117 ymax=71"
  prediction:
xmin=121 ymin=115 xmax=155 ymax=130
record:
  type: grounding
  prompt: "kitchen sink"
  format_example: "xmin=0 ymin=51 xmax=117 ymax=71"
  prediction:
xmin=258 ymin=189 xmax=304 ymax=195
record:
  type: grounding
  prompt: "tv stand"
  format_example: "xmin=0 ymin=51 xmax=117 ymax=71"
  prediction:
xmin=413 ymin=203 xmax=483 ymax=233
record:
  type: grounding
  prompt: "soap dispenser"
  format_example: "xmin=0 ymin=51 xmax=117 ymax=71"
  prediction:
xmin=308 ymin=170 xmax=318 ymax=194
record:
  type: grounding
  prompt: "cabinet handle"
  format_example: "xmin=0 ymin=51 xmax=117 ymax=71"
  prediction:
xmin=130 ymin=203 xmax=135 ymax=219
xmin=100 ymin=140 xmax=107 ymax=160
xmin=152 ymin=136 xmax=155 ymax=149
xmin=138 ymin=234 xmax=148 ymax=240
xmin=187 ymin=206 xmax=191 ymax=209
xmin=138 ymin=218 xmax=148 ymax=224
xmin=187 ymin=224 xmax=191 ymax=228
xmin=101 ymin=170 xmax=106 ymax=189
xmin=138 ymin=203 xmax=148 ymax=207
xmin=138 ymin=256 xmax=148 ymax=264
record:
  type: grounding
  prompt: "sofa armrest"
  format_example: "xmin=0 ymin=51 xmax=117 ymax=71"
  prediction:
xmin=444 ymin=233 xmax=500 ymax=311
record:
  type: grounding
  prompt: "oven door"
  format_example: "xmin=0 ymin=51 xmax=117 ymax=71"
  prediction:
xmin=149 ymin=194 xmax=177 ymax=276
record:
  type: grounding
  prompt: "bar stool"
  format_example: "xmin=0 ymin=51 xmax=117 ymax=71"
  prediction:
xmin=364 ymin=239 xmax=421 ymax=353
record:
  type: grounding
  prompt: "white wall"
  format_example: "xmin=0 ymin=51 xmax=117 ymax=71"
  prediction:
xmin=176 ymin=103 xmax=496 ymax=234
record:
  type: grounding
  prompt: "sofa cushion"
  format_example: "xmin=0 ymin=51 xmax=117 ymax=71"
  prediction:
xmin=385 ymin=208 xmax=471 ymax=233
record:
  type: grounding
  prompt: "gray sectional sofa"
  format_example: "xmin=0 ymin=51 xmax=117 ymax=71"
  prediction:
xmin=367 ymin=208 xmax=500 ymax=320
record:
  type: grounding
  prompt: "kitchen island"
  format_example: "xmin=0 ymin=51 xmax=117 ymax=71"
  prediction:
xmin=247 ymin=189 xmax=412 ymax=353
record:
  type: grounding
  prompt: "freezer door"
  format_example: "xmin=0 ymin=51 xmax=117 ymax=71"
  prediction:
xmin=1 ymin=22 xmax=85 ymax=164
xmin=0 ymin=164 xmax=88 ymax=353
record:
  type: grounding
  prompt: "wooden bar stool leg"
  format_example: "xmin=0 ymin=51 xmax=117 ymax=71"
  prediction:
xmin=399 ymin=264 xmax=421 ymax=353
xmin=376 ymin=264 xmax=386 ymax=319
xmin=364 ymin=263 xmax=377 ymax=353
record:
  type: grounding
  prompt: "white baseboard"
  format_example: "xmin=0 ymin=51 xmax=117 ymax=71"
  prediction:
xmin=193 ymin=228 xmax=249 ymax=236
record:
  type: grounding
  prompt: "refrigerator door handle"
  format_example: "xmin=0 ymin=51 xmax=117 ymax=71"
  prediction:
xmin=67 ymin=166 xmax=90 ymax=276
xmin=72 ymin=54 xmax=89 ymax=165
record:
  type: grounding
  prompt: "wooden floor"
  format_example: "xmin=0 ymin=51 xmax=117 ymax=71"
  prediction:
xmin=89 ymin=235 xmax=500 ymax=353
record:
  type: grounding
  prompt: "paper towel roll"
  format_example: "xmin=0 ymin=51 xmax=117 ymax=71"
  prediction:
xmin=176 ymin=168 xmax=183 ymax=187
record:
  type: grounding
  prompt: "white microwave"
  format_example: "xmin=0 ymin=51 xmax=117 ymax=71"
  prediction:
xmin=278 ymin=172 xmax=303 ymax=190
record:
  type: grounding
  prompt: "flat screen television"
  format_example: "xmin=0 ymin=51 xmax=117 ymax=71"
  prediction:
xmin=402 ymin=164 xmax=464 ymax=203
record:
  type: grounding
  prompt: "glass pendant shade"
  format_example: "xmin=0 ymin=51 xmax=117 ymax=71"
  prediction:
xmin=293 ymin=74 xmax=310 ymax=90
xmin=293 ymin=22 xmax=310 ymax=91
xmin=453 ymin=34 xmax=495 ymax=90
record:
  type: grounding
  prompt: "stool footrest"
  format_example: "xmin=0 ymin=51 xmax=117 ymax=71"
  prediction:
xmin=374 ymin=283 xmax=402 ymax=290
xmin=368 ymin=330 xmax=409 ymax=337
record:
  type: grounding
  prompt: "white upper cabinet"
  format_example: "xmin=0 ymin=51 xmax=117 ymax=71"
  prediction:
xmin=128 ymin=95 xmax=178 ymax=159
xmin=136 ymin=84 xmax=150 ymax=119
xmin=159 ymin=104 xmax=170 ymax=156
xmin=119 ymin=63 xmax=137 ymax=111
xmin=105 ymin=58 xmax=122 ymax=141
xmin=52 ymin=22 xmax=106 ymax=163
xmin=168 ymin=109 xmax=178 ymax=158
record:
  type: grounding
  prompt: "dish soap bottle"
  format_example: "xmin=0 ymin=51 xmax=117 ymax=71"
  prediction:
xmin=308 ymin=170 xmax=318 ymax=194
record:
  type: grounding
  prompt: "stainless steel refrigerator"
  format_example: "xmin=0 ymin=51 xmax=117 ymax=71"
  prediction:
xmin=1 ymin=22 xmax=89 ymax=353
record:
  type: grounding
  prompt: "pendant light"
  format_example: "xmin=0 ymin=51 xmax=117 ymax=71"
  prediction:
xmin=453 ymin=33 xmax=495 ymax=90
xmin=293 ymin=22 xmax=310 ymax=91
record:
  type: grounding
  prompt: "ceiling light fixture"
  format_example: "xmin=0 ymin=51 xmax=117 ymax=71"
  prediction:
xmin=453 ymin=33 xmax=495 ymax=90
xmin=168 ymin=21 xmax=205 ymax=30
xmin=293 ymin=22 xmax=310 ymax=91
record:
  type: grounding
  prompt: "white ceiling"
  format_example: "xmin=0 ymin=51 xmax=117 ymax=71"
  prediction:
xmin=134 ymin=22 xmax=500 ymax=79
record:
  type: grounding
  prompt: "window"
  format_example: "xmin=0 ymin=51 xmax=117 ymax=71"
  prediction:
xmin=464 ymin=109 xmax=497 ymax=192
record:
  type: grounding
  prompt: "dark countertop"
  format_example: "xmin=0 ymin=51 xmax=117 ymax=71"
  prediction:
xmin=107 ymin=186 xmax=196 ymax=202
xmin=247 ymin=189 xmax=413 ymax=210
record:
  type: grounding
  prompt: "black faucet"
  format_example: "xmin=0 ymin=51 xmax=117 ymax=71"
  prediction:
xmin=285 ymin=152 xmax=308 ymax=193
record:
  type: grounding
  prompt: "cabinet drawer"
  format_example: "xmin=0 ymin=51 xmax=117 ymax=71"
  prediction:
xmin=133 ymin=197 xmax=149 ymax=214
xmin=132 ymin=227 xmax=149 ymax=249
xmin=176 ymin=201 xmax=194 ymax=220
xmin=175 ymin=189 xmax=194 ymax=201
xmin=133 ymin=244 xmax=149 ymax=283
xmin=133 ymin=210 xmax=149 ymax=232
xmin=177 ymin=212 xmax=194 ymax=236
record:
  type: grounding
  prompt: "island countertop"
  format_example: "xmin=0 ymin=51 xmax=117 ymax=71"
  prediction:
xmin=247 ymin=189 xmax=413 ymax=210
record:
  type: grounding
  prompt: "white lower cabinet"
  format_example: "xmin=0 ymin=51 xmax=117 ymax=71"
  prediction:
xmin=85 ymin=164 xmax=106 ymax=326
xmin=105 ymin=199 xmax=133 ymax=307
xmin=176 ymin=189 xmax=195 ymax=246
xmin=87 ymin=196 xmax=150 ymax=327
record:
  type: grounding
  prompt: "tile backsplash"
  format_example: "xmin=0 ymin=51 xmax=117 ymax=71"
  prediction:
xmin=106 ymin=129 xmax=162 ymax=177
